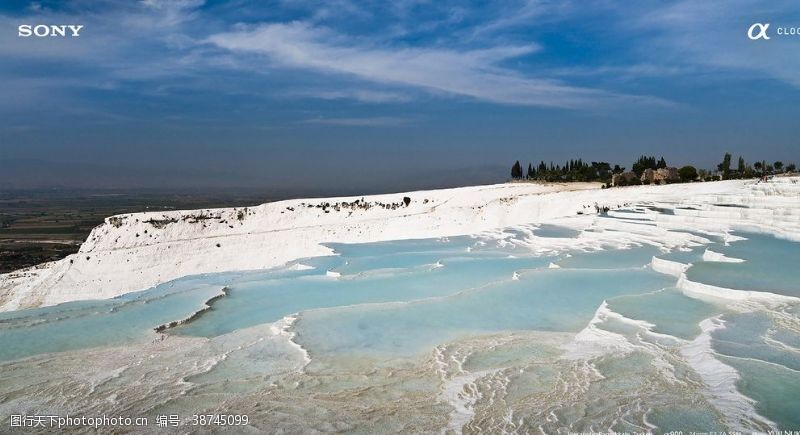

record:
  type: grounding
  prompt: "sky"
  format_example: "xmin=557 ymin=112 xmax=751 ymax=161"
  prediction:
xmin=1 ymin=0 xmax=799 ymax=193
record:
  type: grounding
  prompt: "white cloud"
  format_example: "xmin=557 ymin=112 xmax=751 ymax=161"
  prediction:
xmin=207 ymin=21 xmax=668 ymax=109
xmin=632 ymin=0 xmax=800 ymax=87
xmin=137 ymin=0 xmax=205 ymax=27
xmin=301 ymin=116 xmax=411 ymax=126
xmin=281 ymin=88 xmax=413 ymax=103
xmin=471 ymin=0 xmax=570 ymax=37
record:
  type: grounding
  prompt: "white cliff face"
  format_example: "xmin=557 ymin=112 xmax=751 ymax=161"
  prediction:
xmin=1 ymin=178 xmax=798 ymax=311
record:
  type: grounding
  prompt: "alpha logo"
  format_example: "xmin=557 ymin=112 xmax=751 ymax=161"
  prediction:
xmin=747 ymin=23 xmax=770 ymax=40
xmin=18 ymin=24 xmax=84 ymax=37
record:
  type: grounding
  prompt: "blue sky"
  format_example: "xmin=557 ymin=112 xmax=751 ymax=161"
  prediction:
xmin=1 ymin=0 xmax=798 ymax=191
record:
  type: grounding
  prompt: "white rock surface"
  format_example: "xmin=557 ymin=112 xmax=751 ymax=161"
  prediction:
xmin=1 ymin=177 xmax=798 ymax=311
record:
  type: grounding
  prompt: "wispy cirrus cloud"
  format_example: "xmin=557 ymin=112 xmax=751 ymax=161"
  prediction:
xmin=470 ymin=0 xmax=571 ymax=37
xmin=280 ymin=88 xmax=414 ymax=103
xmin=630 ymin=0 xmax=800 ymax=87
xmin=300 ymin=116 xmax=412 ymax=126
xmin=206 ymin=21 xmax=670 ymax=109
xmin=2 ymin=0 xmax=797 ymax=125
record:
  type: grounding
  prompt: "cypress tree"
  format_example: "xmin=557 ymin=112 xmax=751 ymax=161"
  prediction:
xmin=511 ymin=160 xmax=522 ymax=179
xmin=718 ymin=153 xmax=732 ymax=178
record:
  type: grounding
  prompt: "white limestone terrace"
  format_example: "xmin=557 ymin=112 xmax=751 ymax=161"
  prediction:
xmin=1 ymin=177 xmax=798 ymax=311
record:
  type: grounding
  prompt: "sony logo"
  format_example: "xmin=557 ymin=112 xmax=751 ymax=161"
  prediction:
xmin=18 ymin=24 xmax=84 ymax=37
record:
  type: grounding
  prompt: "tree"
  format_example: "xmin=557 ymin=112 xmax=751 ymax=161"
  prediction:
xmin=753 ymin=161 xmax=762 ymax=175
xmin=592 ymin=162 xmax=611 ymax=181
xmin=679 ymin=166 xmax=698 ymax=183
xmin=787 ymin=163 xmax=797 ymax=172
xmin=737 ymin=156 xmax=745 ymax=174
xmin=527 ymin=163 xmax=535 ymax=179
xmin=657 ymin=157 xmax=667 ymax=169
xmin=511 ymin=161 xmax=522 ymax=179
xmin=717 ymin=153 xmax=732 ymax=178
xmin=632 ymin=155 xmax=657 ymax=177
xmin=774 ymin=161 xmax=784 ymax=172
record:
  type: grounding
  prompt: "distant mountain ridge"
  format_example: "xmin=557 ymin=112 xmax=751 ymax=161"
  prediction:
xmin=0 ymin=159 xmax=507 ymax=195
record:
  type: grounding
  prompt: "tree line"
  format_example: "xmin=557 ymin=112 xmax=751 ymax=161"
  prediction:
xmin=510 ymin=153 xmax=796 ymax=185
xmin=715 ymin=153 xmax=795 ymax=180
xmin=510 ymin=159 xmax=621 ymax=183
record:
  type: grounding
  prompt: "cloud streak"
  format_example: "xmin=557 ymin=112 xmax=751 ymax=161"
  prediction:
xmin=632 ymin=0 xmax=800 ymax=87
xmin=207 ymin=21 xmax=668 ymax=109
xmin=280 ymin=88 xmax=414 ymax=103
xmin=301 ymin=116 xmax=412 ymax=126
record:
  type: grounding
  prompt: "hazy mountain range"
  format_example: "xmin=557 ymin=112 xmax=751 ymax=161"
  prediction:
xmin=0 ymin=159 xmax=507 ymax=197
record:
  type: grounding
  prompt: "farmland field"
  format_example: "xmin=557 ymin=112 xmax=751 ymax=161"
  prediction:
xmin=0 ymin=189 xmax=276 ymax=272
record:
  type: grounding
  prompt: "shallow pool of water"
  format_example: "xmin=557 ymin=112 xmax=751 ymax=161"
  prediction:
xmin=1 ymin=222 xmax=798 ymax=433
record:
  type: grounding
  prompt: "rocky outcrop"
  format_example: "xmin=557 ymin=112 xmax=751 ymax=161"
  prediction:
xmin=612 ymin=172 xmax=639 ymax=186
xmin=641 ymin=167 xmax=679 ymax=185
